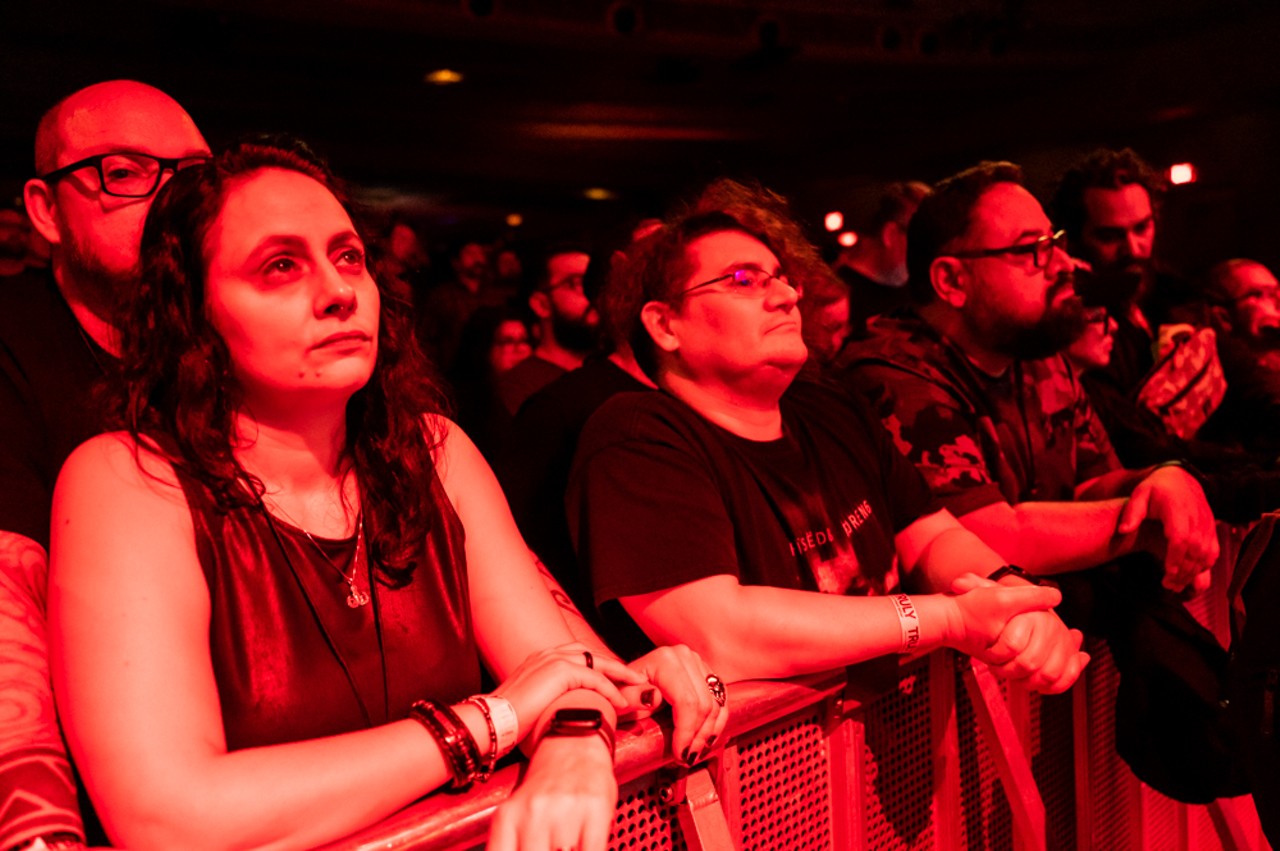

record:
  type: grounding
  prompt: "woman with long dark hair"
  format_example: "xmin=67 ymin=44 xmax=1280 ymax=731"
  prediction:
xmin=48 ymin=140 xmax=725 ymax=850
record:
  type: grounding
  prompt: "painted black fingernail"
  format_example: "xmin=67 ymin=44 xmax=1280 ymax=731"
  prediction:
xmin=705 ymin=734 xmax=717 ymax=748
xmin=681 ymin=747 xmax=691 ymax=763
xmin=686 ymin=750 xmax=700 ymax=765
xmin=641 ymin=688 xmax=656 ymax=707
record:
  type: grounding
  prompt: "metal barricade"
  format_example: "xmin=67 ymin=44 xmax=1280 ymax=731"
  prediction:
xmin=317 ymin=649 xmax=1269 ymax=851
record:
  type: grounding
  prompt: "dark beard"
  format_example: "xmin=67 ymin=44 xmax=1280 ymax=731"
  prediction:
xmin=991 ymin=294 xmax=1088 ymax=361
xmin=550 ymin=310 xmax=599 ymax=354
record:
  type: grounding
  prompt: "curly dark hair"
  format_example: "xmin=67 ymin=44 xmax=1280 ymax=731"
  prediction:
xmin=1049 ymin=147 xmax=1166 ymax=245
xmin=113 ymin=137 xmax=448 ymax=585
xmin=905 ymin=161 xmax=1025 ymax=304
xmin=606 ymin=177 xmax=840 ymax=380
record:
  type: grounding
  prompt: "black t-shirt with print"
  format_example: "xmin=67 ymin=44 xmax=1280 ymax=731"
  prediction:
xmin=567 ymin=378 xmax=938 ymax=657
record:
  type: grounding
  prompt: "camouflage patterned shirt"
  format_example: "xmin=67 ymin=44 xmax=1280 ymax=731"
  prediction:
xmin=835 ymin=310 xmax=1120 ymax=517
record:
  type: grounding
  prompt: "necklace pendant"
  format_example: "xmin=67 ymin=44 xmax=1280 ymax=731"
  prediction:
xmin=347 ymin=588 xmax=371 ymax=608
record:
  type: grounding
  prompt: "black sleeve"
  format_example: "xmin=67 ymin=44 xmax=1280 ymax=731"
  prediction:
xmin=855 ymin=393 xmax=942 ymax=531
xmin=0 ymin=341 xmax=52 ymax=546
xmin=567 ymin=402 xmax=741 ymax=609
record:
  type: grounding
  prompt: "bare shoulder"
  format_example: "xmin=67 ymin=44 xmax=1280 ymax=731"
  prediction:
xmin=422 ymin=414 xmax=481 ymax=475
xmin=420 ymin=413 xmax=499 ymax=517
xmin=57 ymin=431 xmax=184 ymax=505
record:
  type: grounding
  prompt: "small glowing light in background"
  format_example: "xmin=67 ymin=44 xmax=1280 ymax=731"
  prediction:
xmin=583 ymin=187 xmax=617 ymax=201
xmin=505 ymin=213 xmax=523 ymax=227
xmin=837 ymin=231 xmax=858 ymax=248
xmin=424 ymin=68 xmax=464 ymax=86
xmin=1168 ymin=163 xmax=1198 ymax=185
xmin=824 ymin=211 xmax=844 ymax=232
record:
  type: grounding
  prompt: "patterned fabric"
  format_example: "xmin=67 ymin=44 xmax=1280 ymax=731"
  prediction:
xmin=836 ymin=310 xmax=1121 ymax=515
xmin=1135 ymin=324 xmax=1226 ymax=440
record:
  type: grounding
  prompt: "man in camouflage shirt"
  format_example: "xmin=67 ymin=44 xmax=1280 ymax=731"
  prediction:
xmin=837 ymin=161 xmax=1218 ymax=594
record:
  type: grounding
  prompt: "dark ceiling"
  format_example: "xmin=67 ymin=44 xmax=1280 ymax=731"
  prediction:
xmin=4 ymin=0 xmax=1280 ymax=251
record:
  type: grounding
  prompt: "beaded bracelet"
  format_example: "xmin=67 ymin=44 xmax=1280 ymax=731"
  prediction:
xmin=408 ymin=699 xmax=481 ymax=789
xmin=464 ymin=697 xmax=500 ymax=781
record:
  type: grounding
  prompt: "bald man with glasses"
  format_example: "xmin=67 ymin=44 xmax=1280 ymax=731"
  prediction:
xmin=0 ymin=80 xmax=209 ymax=850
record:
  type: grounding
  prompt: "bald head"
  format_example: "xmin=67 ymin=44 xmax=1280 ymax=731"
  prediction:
xmin=25 ymin=81 xmax=208 ymax=346
xmin=34 ymin=80 xmax=206 ymax=174
xmin=1207 ymin=259 xmax=1280 ymax=342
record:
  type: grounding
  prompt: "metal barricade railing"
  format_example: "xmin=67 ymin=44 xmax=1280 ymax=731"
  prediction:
xmin=317 ymin=649 xmax=1269 ymax=851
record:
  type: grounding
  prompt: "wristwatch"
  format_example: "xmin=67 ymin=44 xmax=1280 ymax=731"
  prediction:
xmin=987 ymin=564 xmax=1056 ymax=588
xmin=544 ymin=708 xmax=616 ymax=759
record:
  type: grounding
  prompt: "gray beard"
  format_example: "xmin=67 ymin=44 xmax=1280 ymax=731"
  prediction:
xmin=59 ymin=236 xmax=135 ymax=328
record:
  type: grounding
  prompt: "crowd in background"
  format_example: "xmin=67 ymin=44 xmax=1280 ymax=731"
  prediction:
xmin=5 ymin=78 xmax=1280 ymax=851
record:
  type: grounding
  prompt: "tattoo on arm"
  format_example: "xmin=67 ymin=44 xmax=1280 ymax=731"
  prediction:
xmin=532 ymin=553 xmax=584 ymax=617
xmin=0 ymin=532 xmax=85 ymax=844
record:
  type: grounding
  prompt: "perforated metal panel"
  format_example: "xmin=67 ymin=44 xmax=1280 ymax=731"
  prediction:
xmin=860 ymin=656 xmax=936 ymax=850
xmin=1030 ymin=690 xmax=1078 ymax=850
xmin=1084 ymin=639 xmax=1139 ymax=851
xmin=608 ymin=778 xmax=687 ymax=851
xmin=954 ymin=665 xmax=1014 ymax=851
xmin=731 ymin=708 xmax=832 ymax=851
xmin=1141 ymin=783 xmax=1182 ymax=850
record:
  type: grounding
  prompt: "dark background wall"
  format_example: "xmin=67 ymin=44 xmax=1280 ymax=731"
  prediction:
xmin=4 ymin=0 xmax=1279 ymax=276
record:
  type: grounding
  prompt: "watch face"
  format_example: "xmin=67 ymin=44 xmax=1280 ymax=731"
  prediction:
xmin=550 ymin=708 xmax=604 ymax=732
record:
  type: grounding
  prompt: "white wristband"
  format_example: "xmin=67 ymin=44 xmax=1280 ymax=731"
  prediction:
xmin=890 ymin=593 xmax=921 ymax=653
xmin=481 ymin=695 xmax=520 ymax=756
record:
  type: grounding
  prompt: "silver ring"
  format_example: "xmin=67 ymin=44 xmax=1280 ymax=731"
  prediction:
xmin=583 ymin=650 xmax=594 ymax=669
xmin=706 ymin=674 xmax=727 ymax=707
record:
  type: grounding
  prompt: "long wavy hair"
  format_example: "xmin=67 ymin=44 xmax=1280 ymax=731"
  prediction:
xmin=113 ymin=137 xmax=447 ymax=585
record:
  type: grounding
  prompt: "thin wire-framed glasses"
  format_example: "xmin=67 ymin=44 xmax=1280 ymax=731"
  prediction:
xmin=680 ymin=267 xmax=801 ymax=298
xmin=38 ymin=152 xmax=212 ymax=198
xmin=947 ymin=229 xmax=1068 ymax=271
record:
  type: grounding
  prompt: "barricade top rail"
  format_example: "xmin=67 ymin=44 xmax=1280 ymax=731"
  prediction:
xmin=315 ymin=669 xmax=849 ymax=851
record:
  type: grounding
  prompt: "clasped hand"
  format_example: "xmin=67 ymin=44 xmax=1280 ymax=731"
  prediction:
xmin=946 ymin=574 xmax=1089 ymax=694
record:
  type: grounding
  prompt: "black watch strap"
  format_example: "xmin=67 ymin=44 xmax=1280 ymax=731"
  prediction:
xmin=987 ymin=564 xmax=1055 ymax=587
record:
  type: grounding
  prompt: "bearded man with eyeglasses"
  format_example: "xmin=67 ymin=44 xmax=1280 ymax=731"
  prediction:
xmin=838 ymin=162 xmax=1246 ymax=803
xmin=0 ymin=80 xmax=209 ymax=850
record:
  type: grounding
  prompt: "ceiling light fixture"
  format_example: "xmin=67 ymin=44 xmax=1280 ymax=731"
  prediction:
xmin=424 ymin=69 xmax=464 ymax=86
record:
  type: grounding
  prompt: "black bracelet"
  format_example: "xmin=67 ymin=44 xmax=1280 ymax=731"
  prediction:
xmin=987 ymin=564 xmax=1057 ymax=588
xmin=1154 ymin=458 xmax=1207 ymax=486
xmin=409 ymin=699 xmax=482 ymax=790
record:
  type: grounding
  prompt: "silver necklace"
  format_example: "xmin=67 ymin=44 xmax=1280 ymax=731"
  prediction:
xmin=302 ymin=514 xmax=370 ymax=609
xmin=266 ymin=498 xmax=370 ymax=608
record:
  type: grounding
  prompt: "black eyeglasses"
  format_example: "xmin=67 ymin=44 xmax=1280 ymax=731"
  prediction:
xmin=947 ymin=230 xmax=1068 ymax=271
xmin=681 ymin=267 xmax=800 ymax=298
xmin=1083 ymin=307 xmax=1111 ymax=331
xmin=38 ymin=152 xmax=211 ymax=198
xmin=544 ymin=274 xmax=585 ymax=294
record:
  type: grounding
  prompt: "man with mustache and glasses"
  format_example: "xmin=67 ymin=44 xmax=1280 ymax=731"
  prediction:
xmin=839 ymin=160 xmax=1217 ymax=594
xmin=0 ymin=80 xmax=209 ymax=849
xmin=837 ymin=162 xmax=1241 ymax=802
